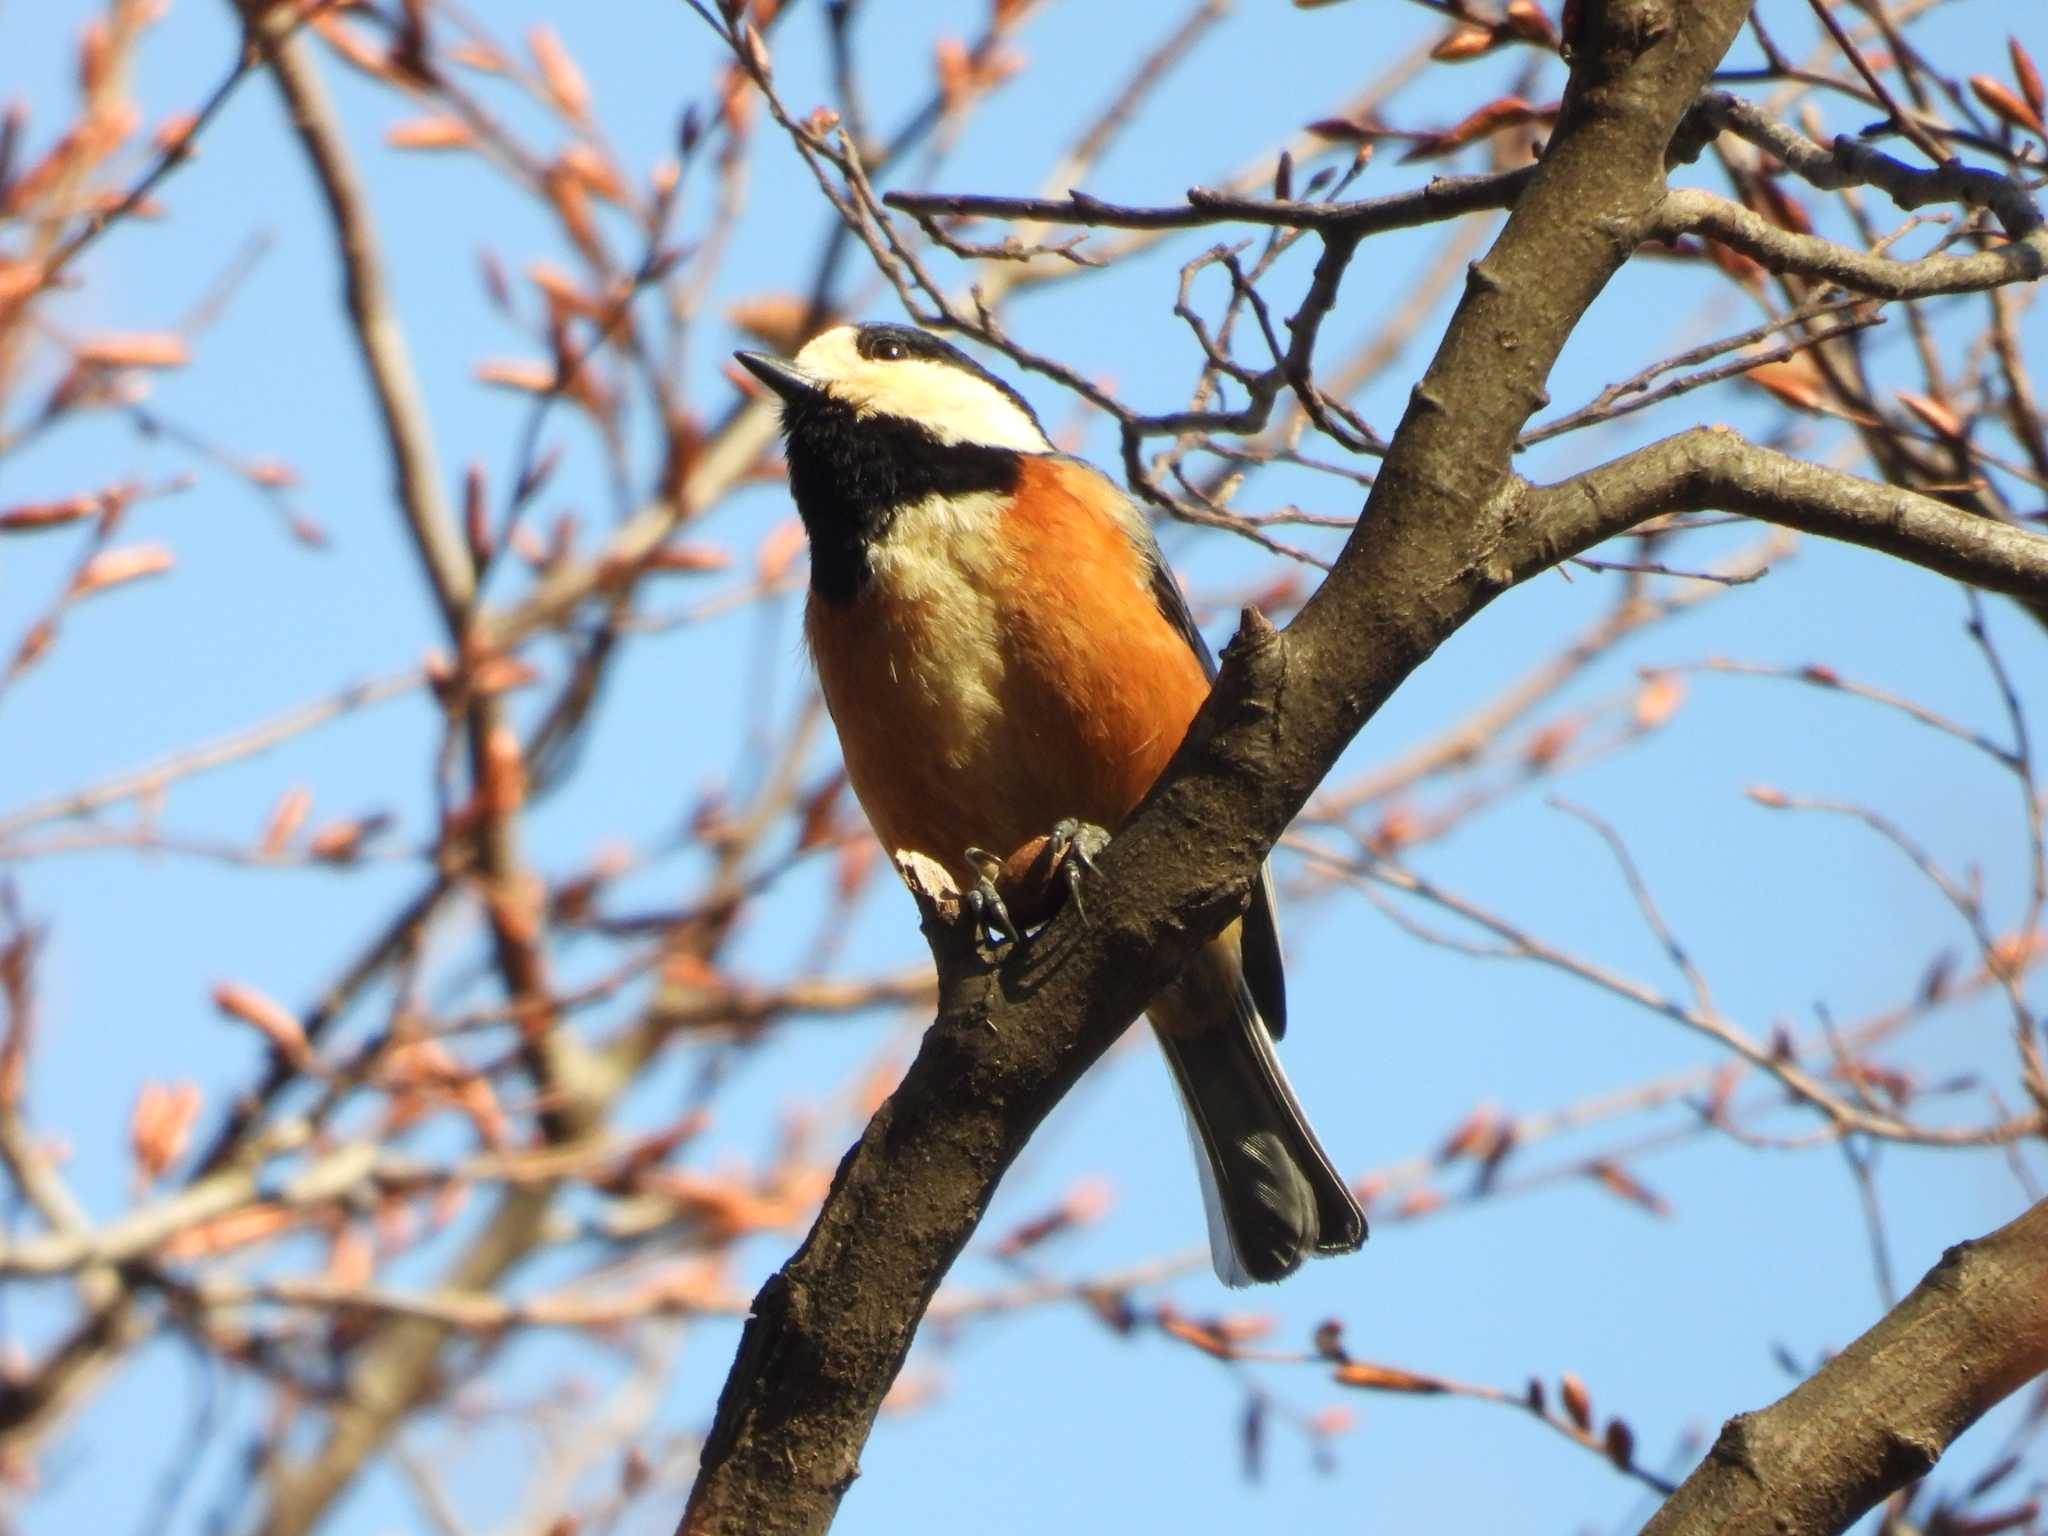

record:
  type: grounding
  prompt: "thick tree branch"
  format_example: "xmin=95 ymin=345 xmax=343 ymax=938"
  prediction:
xmin=1518 ymin=427 xmax=2048 ymax=600
xmin=1642 ymin=1197 xmax=2048 ymax=1536
xmin=680 ymin=3 xmax=1759 ymax=1531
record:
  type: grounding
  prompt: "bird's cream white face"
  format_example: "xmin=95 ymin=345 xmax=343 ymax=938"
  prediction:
xmin=791 ymin=326 xmax=1052 ymax=453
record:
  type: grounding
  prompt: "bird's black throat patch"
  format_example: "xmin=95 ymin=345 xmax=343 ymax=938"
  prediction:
xmin=776 ymin=391 xmax=1021 ymax=605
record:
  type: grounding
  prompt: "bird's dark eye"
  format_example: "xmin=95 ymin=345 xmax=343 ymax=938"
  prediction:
xmin=872 ymin=338 xmax=905 ymax=361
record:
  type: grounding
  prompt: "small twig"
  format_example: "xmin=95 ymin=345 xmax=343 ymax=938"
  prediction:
xmin=1801 ymin=0 xmax=1950 ymax=168
xmin=1522 ymin=300 xmax=1882 ymax=446
xmin=0 ymin=667 xmax=422 ymax=843
xmin=1567 ymin=556 xmax=1769 ymax=585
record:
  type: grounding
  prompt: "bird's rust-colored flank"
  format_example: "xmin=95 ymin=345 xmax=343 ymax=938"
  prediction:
xmin=806 ymin=454 xmax=1210 ymax=888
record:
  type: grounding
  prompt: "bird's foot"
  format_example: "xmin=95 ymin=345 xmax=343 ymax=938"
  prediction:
xmin=960 ymin=820 xmax=1111 ymax=948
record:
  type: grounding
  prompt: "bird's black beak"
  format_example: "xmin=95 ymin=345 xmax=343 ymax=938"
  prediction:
xmin=734 ymin=350 xmax=821 ymax=405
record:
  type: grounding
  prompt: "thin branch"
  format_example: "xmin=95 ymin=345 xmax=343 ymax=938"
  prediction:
xmin=885 ymin=167 xmax=1532 ymax=238
xmin=1517 ymin=426 xmax=2048 ymax=602
xmin=0 ymin=669 xmax=422 ymax=844
xmin=1652 ymin=188 xmax=2047 ymax=299
xmin=235 ymin=2 xmax=476 ymax=629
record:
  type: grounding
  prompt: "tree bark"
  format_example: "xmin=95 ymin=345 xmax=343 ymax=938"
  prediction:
xmin=1643 ymin=1197 xmax=2048 ymax=1536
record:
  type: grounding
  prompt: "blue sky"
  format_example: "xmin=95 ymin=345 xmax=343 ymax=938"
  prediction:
xmin=2 ymin=1 xmax=2044 ymax=1533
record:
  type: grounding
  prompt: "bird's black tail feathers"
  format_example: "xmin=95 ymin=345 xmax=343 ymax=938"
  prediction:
xmin=1150 ymin=949 xmax=1366 ymax=1287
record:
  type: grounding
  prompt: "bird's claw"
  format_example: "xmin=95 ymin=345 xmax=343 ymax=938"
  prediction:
xmin=957 ymin=822 xmax=1111 ymax=947
xmin=1047 ymin=818 xmax=1110 ymax=925
xmin=963 ymin=846 xmax=1019 ymax=951
xmin=954 ymin=823 xmax=1105 ymax=946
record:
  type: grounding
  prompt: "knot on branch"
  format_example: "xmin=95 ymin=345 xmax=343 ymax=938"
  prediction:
xmin=1200 ymin=605 xmax=1289 ymax=754
xmin=1873 ymin=1427 xmax=1941 ymax=1488
xmin=1702 ymin=1410 xmax=1766 ymax=1479
xmin=1218 ymin=602 xmax=1281 ymax=669
xmin=1570 ymin=0 xmax=1675 ymax=73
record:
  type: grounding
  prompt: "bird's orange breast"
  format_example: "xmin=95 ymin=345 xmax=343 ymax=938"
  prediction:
xmin=806 ymin=456 xmax=1210 ymax=884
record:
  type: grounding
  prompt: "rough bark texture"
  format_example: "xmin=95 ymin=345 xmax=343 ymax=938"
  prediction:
xmin=1643 ymin=1198 xmax=2048 ymax=1536
xmin=678 ymin=5 xmax=1762 ymax=1532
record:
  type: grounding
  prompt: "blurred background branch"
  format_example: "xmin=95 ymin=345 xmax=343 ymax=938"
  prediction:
xmin=0 ymin=0 xmax=2040 ymax=1533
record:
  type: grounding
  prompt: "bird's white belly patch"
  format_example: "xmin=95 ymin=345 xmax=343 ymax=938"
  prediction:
xmin=863 ymin=491 xmax=1011 ymax=769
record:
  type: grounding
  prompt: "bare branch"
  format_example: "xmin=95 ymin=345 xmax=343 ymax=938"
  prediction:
xmin=1643 ymin=1197 xmax=2048 ymax=1536
xmin=1651 ymin=188 xmax=2047 ymax=298
xmin=884 ymin=166 xmax=1531 ymax=238
xmin=235 ymin=1 xmax=476 ymax=628
xmin=1519 ymin=426 xmax=2048 ymax=600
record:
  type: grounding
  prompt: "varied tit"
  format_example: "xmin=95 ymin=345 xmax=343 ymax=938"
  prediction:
xmin=735 ymin=322 xmax=1366 ymax=1286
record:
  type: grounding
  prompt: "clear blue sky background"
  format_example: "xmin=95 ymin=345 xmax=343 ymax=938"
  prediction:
xmin=2 ymin=1 xmax=2044 ymax=1532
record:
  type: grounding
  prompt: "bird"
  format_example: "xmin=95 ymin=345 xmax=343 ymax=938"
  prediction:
xmin=735 ymin=321 xmax=1365 ymax=1285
